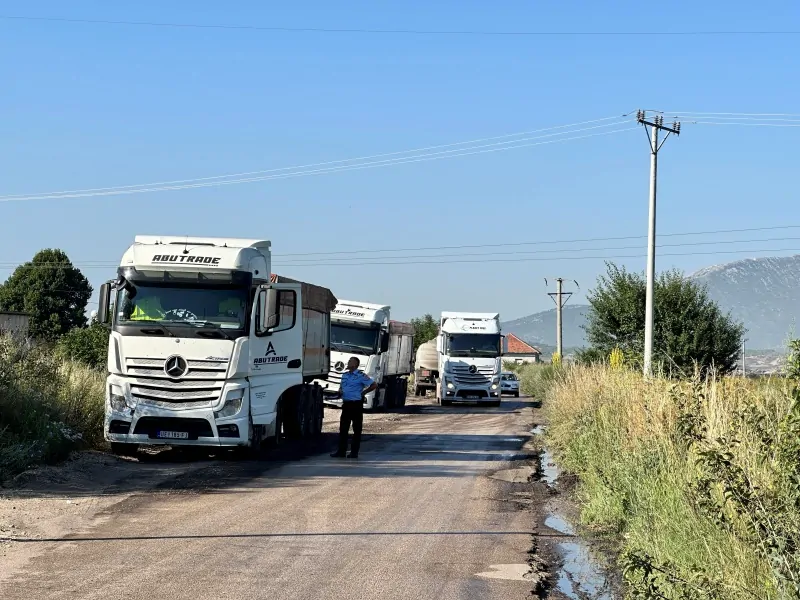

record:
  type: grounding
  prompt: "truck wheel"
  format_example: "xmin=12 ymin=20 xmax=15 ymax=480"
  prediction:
xmin=267 ymin=401 xmax=285 ymax=448
xmin=283 ymin=393 xmax=301 ymax=439
xmin=397 ymin=379 xmax=407 ymax=407
xmin=312 ymin=386 xmax=323 ymax=437
xmin=414 ymin=386 xmax=421 ymax=397
xmin=110 ymin=442 xmax=138 ymax=458
xmin=299 ymin=386 xmax=312 ymax=438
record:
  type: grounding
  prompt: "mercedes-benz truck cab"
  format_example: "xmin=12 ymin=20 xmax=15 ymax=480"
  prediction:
xmin=436 ymin=312 xmax=502 ymax=407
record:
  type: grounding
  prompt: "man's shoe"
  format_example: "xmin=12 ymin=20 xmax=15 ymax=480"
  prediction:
xmin=346 ymin=453 xmax=359 ymax=459
xmin=330 ymin=452 xmax=346 ymax=458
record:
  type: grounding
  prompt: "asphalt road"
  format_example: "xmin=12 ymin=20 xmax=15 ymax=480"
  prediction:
xmin=1 ymin=397 xmax=539 ymax=599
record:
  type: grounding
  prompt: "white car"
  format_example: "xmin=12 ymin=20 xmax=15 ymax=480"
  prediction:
xmin=500 ymin=372 xmax=520 ymax=397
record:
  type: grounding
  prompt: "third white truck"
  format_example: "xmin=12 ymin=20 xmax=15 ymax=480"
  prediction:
xmin=316 ymin=300 xmax=413 ymax=410
xmin=436 ymin=311 xmax=503 ymax=406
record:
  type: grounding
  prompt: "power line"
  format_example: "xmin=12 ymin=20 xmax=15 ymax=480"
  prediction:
xmin=6 ymin=244 xmax=800 ymax=271
xmin=2 ymin=15 xmax=798 ymax=36
xmin=5 ymin=225 xmax=800 ymax=269
xmin=0 ymin=115 xmax=626 ymax=200
xmin=0 ymin=126 xmax=637 ymax=203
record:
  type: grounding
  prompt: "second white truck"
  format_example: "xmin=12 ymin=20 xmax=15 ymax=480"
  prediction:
xmin=436 ymin=311 xmax=503 ymax=406
xmin=316 ymin=300 xmax=413 ymax=410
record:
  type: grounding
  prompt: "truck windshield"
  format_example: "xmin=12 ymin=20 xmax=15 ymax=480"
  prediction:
xmin=446 ymin=333 xmax=501 ymax=358
xmin=116 ymin=282 xmax=249 ymax=331
xmin=331 ymin=324 xmax=379 ymax=355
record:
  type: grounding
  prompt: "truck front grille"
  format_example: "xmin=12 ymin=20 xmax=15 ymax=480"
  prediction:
xmin=451 ymin=365 xmax=494 ymax=386
xmin=125 ymin=356 xmax=228 ymax=406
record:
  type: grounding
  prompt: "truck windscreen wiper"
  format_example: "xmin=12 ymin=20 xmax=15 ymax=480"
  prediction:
xmin=137 ymin=321 xmax=175 ymax=337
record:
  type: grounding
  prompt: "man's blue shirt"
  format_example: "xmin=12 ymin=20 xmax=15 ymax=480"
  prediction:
xmin=340 ymin=370 xmax=375 ymax=402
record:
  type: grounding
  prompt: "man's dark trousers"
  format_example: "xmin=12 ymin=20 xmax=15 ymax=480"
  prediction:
xmin=338 ymin=400 xmax=364 ymax=456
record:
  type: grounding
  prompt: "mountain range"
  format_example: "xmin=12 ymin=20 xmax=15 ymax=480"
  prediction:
xmin=502 ymin=254 xmax=800 ymax=352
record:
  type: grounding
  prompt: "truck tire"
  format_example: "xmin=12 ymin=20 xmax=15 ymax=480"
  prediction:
xmin=283 ymin=393 xmax=302 ymax=439
xmin=312 ymin=385 xmax=324 ymax=437
xmin=397 ymin=379 xmax=407 ymax=407
xmin=267 ymin=400 xmax=285 ymax=448
xmin=414 ymin=386 xmax=422 ymax=397
xmin=299 ymin=386 xmax=312 ymax=438
xmin=110 ymin=442 xmax=138 ymax=458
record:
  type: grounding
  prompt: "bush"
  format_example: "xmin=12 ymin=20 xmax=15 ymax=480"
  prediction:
xmin=0 ymin=335 xmax=105 ymax=482
xmin=544 ymin=359 xmax=800 ymax=599
xmin=57 ymin=322 xmax=110 ymax=369
xmin=517 ymin=362 xmax=564 ymax=399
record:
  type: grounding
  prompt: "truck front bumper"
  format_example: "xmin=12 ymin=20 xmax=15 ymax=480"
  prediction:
xmin=104 ymin=376 xmax=256 ymax=447
xmin=442 ymin=384 xmax=501 ymax=403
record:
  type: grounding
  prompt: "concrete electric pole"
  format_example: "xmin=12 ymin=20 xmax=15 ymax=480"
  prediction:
xmin=637 ymin=110 xmax=681 ymax=377
xmin=546 ymin=278 xmax=578 ymax=359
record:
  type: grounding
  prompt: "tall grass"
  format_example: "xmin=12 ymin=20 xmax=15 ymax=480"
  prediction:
xmin=0 ymin=334 xmax=105 ymax=482
xmin=542 ymin=363 xmax=800 ymax=599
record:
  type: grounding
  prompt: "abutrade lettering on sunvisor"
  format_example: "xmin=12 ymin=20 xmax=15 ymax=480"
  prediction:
xmin=152 ymin=254 xmax=222 ymax=265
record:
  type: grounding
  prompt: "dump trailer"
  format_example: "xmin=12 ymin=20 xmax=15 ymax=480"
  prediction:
xmin=413 ymin=339 xmax=439 ymax=397
xmin=315 ymin=300 xmax=413 ymax=410
xmin=97 ymin=236 xmax=337 ymax=456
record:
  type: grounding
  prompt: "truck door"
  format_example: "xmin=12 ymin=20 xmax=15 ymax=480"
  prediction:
xmin=249 ymin=283 xmax=303 ymax=420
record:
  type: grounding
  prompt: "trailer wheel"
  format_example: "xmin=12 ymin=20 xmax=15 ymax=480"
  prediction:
xmin=284 ymin=392 xmax=302 ymax=439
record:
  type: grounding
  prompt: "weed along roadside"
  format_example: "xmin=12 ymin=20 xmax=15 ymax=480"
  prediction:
xmin=532 ymin=348 xmax=800 ymax=600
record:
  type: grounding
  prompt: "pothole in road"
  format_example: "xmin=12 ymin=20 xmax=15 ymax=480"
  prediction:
xmin=489 ymin=467 xmax=536 ymax=483
xmin=475 ymin=563 xmax=537 ymax=582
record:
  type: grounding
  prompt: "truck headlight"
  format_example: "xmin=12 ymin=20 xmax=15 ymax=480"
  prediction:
xmin=444 ymin=378 xmax=455 ymax=390
xmin=215 ymin=389 xmax=244 ymax=419
xmin=491 ymin=377 xmax=500 ymax=390
xmin=109 ymin=384 xmax=128 ymax=412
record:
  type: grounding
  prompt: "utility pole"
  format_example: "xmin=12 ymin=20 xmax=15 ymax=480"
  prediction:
xmin=546 ymin=278 xmax=578 ymax=359
xmin=637 ymin=110 xmax=681 ymax=377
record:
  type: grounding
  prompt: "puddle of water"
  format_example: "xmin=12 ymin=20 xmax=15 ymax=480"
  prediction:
xmin=544 ymin=513 xmax=575 ymax=536
xmin=556 ymin=541 xmax=615 ymax=599
xmin=531 ymin=425 xmax=546 ymax=436
xmin=540 ymin=448 xmax=560 ymax=487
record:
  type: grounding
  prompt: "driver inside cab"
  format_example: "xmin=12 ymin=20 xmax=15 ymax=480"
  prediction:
xmin=128 ymin=295 xmax=165 ymax=321
xmin=217 ymin=295 xmax=246 ymax=326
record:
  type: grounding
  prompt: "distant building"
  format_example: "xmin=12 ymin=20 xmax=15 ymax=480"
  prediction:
xmin=503 ymin=333 xmax=542 ymax=364
xmin=0 ymin=311 xmax=31 ymax=338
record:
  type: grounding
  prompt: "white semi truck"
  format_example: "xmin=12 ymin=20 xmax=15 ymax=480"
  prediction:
xmin=436 ymin=312 xmax=503 ymax=406
xmin=315 ymin=300 xmax=413 ymax=410
xmin=96 ymin=236 xmax=337 ymax=456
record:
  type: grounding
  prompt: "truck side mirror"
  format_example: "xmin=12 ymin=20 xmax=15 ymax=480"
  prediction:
xmin=380 ymin=333 xmax=390 ymax=353
xmin=97 ymin=283 xmax=112 ymax=328
xmin=436 ymin=336 xmax=443 ymax=353
xmin=263 ymin=288 xmax=280 ymax=331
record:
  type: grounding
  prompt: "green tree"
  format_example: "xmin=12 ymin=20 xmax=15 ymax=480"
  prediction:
xmin=57 ymin=320 xmax=109 ymax=369
xmin=0 ymin=249 xmax=92 ymax=340
xmin=583 ymin=262 xmax=744 ymax=375
xmin=410 ymin=313 xmax=439 ymax=351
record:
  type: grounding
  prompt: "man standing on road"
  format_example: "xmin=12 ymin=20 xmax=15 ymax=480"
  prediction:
xmin=331 ymin=357 xmax=377 ymax=459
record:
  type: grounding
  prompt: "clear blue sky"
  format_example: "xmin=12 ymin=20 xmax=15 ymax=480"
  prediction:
xmin=1 ymin=1 xmax=799 ymax=323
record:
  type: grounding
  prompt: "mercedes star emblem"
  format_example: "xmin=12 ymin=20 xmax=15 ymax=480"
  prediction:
xmin=468 ymin=364 xmax=478 ymax=374
xmin=334 ymin=361 xmax=345 ymax=372
xmin=164 ymin=355 xmax=188 ymax=378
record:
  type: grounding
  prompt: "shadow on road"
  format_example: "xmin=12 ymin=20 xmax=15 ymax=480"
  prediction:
xmin=5 ymin=398 xmax=538 ymax=500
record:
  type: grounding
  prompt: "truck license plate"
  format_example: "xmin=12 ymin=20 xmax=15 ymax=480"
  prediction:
xmin=157 ymin=431 xmax=189 ymax=440
xmin=467 ymin=395 xmax=479 ymax=399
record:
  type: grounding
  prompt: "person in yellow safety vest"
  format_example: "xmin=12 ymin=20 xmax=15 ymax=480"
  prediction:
xmin=129 ymin=295 xmax=166 ymax=321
